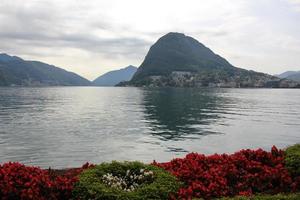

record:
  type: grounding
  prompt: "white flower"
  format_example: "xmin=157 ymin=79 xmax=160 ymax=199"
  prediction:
xmin=101 ymin=169 xmax=154 ymax=192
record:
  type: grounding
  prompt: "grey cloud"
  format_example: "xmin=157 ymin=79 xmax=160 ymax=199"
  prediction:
xmin=0 ymin=1 xmax=228 ymax=61
xmin=1 ymin=0 xmax=300 ymax=78
xmin=0 ymin=30 xmax=151 ymax=58
xmin=0 ymin=1 xmax=151 ymax=60
xmin=192 ymin=30 xmax=229 ymax=37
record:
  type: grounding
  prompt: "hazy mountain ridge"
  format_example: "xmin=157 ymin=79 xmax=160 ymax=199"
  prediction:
xmin=93 ymin=65 xmax=137 ymax=86
xmin=276 ymin=71 xmax=300 ymax=82
xmin=0 ymin=53 xmax=91 ymax=86
xmin=121 ymin=32 xmax=299 ymax=88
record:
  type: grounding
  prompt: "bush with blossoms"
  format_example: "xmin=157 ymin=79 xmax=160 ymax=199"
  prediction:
xmin=73 ymin=161 xmax=180 ymax=200
xmin=153 ymin=146 xmax=300 ymax=199
xmin=0 ymin=162 xmax=93 ymax=200
xmin=0 ymin=145 xmax=299 ymax=200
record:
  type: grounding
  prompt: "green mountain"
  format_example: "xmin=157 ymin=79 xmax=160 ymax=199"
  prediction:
xmin=93 ymin=65 xmax=137 ymax=86
xmin=0 ymin=53 xmax=91 ymax=86
xmin=124 ymin=32 xmax=299 ymax=88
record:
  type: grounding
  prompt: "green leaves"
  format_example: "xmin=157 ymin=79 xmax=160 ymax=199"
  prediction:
xmin=73 ymin=161 xmax=181 ymax=200
xmin=285 ymin=144 xmax=300 ymax=176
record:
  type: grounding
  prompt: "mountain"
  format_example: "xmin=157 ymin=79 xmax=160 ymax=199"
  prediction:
xmin=276 ymin=71 xmax=300 ymax=82
xmin=286 ymin=73 xmax=300 ymax=82
xmin=93 ymin=65 xmax=137 ymax=86
xmin=121 ymin=32 xmax=299 ymax=88
xmin=276 ymin=71 xmax=299 ymax=79
xmin=0 ymin=53 xmax=91 ymax=86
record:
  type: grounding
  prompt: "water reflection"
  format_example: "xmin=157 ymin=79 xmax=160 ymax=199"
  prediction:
xmin=142 ymin=88 xmax=230 ymax=140
xmin=1 ymin=87 xmax=299 ymax=168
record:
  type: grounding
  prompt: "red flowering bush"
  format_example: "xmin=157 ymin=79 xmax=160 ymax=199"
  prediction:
xmin=47 ymin=162 xmax=94 ymax=199
xmin=1 ymin=146 xmax=299 ymax=200
xmin=0 ymin=162 xmax=52 ymax=200
xmin=154 ymin=146 xmax=300 ymax=200
xmin=0 ymin=162 xmax=93 ymax=200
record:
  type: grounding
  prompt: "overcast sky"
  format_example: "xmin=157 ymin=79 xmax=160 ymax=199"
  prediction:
xmin=0 ymin=0 xmax=300 ymax=80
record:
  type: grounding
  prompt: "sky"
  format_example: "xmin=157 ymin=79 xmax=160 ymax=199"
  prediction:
xmin=0 ymin=0 xmax=300 ymax=80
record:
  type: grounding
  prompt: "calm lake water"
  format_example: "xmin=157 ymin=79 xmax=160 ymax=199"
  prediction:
xmin=0 ymin=87 xmax=300 ymax=168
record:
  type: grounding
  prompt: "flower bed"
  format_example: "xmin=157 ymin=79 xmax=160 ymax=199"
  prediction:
xmin=0 ymin=145 xmax=299 ymax=200
xmin=0 ymin=162 xmax=93 ymax=200
xmin=153 ymin=146 xmax=300 ymax=199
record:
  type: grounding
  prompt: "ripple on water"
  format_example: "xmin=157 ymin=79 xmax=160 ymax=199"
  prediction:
xmin=0 ymin=87 xmax=300 ymax=168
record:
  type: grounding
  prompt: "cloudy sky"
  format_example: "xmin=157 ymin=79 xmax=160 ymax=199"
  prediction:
xmin=0 ymin=0 xmax=300 ymax=80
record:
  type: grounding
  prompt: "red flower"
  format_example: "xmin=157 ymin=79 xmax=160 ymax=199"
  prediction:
xmin=0 ymin=162 xmax=94 ymax=199
xmin=153 ymin=146 xmax=299 ymax=199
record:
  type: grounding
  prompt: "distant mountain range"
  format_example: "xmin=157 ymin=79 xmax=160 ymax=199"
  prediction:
xmin=276 ymin=71 xmax=300 ymax=82
xmin=119 ymin=32 xmax=299 ymax=88
xmin=1 ymin=34 xmax=300 ymax=88
xmin=0 ymin=53 xmax=91 ymax=86
xmin=92 ymin=65 xmax=137 ymax=86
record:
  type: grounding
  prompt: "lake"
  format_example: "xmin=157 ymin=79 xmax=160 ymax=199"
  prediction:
xmin=0 ymin=87 xmax=299 ymax=168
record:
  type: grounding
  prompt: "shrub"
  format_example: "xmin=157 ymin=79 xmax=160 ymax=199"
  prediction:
xmin=47 ymin=162 xmax=94 ymax=199
xmin=154 ymin=146 xmax=300 ymax=200
xmin=0 ymin=162 xmax=53 ymax=200
xmin=1 ymin=145 xmax=300 ymax=200
xmin=73 ymin=161 xmax=181 ymax=200
xmin=0 ymin=162 xmax=93 ymax=200
xmin=285 ymin=144 xmax=300 ymax=176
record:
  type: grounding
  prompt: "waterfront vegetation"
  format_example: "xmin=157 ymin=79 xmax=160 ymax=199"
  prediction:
xmin=284 ymin=144 xmax=300 ymax=177
xmin=73 ymin=161 xmax=180 ymax=200
xmin=0 ymin=144 xmax=299 ymax=199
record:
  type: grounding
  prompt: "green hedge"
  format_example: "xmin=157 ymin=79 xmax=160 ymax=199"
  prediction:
xmin=73 ymin=161 xmax=181 ymax=200
xmin=284 ymin=144 xmax=300 ymax=176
